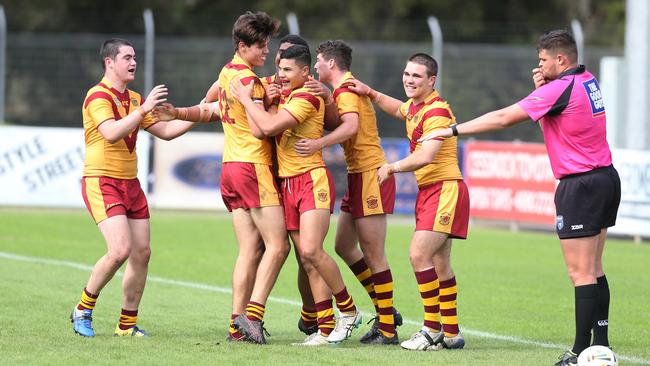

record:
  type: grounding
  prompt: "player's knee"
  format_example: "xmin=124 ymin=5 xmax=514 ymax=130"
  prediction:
xmin=106 ymin=248 xmax=131 ymax=267
xmin=268 ymin=241 xmax=290 ymax=261
xmin=297 ymin=256 xmax=315 ymax=274
xmin=298 ymin=246 xmax=321 ymax=265
xmin=566 ymin=266 xmax=596 ymax=285
xmin=409 ymin=251 xmax=427 ymax=268
xmin=279 ymin=242 xmax=291 ymax=259
xmin=132 ymin=246 xmax=151 ymax=265
xmin=240 ymin=244 xmax=264 ymax=262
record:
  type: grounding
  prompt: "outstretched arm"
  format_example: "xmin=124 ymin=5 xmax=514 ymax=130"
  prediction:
xmin=418 ymin=103 xmax=529 ymax=142
xmin=348 ymin=79 xmax=403 ymax=120
xmin=153 ymin=101 xmax=220 ymax=124
xmin=146 ymin=119 xmax=196 ymax=141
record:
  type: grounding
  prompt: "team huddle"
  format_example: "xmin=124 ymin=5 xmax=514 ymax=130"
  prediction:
xmin=71 ymin=10 xmax=620 ymax=366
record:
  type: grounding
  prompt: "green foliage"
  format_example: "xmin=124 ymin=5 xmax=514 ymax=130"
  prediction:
xmin=0 ymin=208 xmax=649 ymax=365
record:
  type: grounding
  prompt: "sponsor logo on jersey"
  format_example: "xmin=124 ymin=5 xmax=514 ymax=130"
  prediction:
xmin=583 ymin=78 xmax=606 ymax=117
xmin=571 ymin=224 xmax=584 ymax=230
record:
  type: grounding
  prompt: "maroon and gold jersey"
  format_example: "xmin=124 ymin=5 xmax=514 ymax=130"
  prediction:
xmin=276 ymin=87 xmax=325 ymax=177
xmin=399 ymin=90 xmax=462 ymax=186
xmin=217 ymin=54 xmax=271 ymax=165
xmin=82 ymin=77 xmax=157 ymax=179
xmin=334 ymin=72 xmax=386 ymax=173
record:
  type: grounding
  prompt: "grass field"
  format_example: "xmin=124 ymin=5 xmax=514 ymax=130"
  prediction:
xmin=1 ymin=207 xmax=648 ymax=365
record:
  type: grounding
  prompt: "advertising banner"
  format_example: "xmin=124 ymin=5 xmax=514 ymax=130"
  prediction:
xmin=463 ymin=141 xmax=556 ymax=226
xmin=152 ymin=134 xmax=420 ymax=213
xmin=0 ymin=125 xmax=150 ymax=207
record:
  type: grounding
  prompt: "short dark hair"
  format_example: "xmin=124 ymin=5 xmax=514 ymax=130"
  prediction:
xmin=537 ymin=29 xmax=578 ymax=63
xmin=280 ymin=45 xmax=311 ymax=68
xmin=316 ymin=40 xmax=352 ymax=71
xmin=232 ymin=11 xmax=281 ymax=49
xmin=408 ymin=53 xmax=438 ymax=77
xmin=100 ymin=38 xmax=132 ymax=70
xmin=279 ymin=34 xmax=308 ymax=47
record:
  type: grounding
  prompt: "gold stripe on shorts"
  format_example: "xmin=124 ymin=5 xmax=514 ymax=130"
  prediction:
xmin=433 ymin=181 xmax=459 ymax=233
xmin=254 ymin=164 xmax=280 ymax=207
xmin=309 ymin=168 xmax=331 ymax=210
xmin=361 ymin=169 xmax=385 ymax=216
xmin=85 ymin=177 xmax=107 ymax=223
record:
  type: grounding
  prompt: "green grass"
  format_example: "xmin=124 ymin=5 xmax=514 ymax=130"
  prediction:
xmin=1 ymin=207 xmax=648 ymax=365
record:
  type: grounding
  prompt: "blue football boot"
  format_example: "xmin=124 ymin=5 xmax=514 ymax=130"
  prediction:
xmin=71 ymin=308 xmax=95 ymax=337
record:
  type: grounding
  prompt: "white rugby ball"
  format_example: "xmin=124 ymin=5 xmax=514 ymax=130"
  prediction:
xmin=577 ymin=345 xmax=618 ymax=366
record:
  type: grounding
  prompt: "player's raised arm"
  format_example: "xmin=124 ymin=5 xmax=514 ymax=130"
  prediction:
xmin=347 ymin=79 xmax=403 ymax=120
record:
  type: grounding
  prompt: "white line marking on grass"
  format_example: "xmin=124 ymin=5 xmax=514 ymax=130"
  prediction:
xmin=1 ymin=251 xmax=648 ymax=365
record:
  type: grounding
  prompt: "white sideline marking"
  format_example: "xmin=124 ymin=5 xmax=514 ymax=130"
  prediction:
xmin=1 ymin=251 xmax=648 ymax=365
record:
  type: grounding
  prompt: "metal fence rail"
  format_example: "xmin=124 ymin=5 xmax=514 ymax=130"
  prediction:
xmin=4 ymin=32 xmax=621 ymax=141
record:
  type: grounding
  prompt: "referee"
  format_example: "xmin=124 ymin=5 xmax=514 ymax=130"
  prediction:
xmin=419 ymin=29 xmax=620 ymax=366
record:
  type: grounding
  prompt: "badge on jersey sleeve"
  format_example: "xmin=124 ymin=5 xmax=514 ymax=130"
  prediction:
xmin=582 ymin=78 xmax=605 ymax=117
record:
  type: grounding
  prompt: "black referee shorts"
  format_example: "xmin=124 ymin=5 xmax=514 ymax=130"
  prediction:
xmin=554 ymin=165 xmax=621 ymax=239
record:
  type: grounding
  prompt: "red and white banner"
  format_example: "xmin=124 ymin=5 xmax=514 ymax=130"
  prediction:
xmin=463 ymin=141 xmax=556 ymax=226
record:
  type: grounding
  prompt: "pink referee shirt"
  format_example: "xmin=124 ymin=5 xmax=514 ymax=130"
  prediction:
xmin=517 ymin=66 xmax=612 ymax=179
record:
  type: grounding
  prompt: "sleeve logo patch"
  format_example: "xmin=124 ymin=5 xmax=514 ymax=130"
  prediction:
xmin=582 ymin=78 xmax=605 ymax=117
